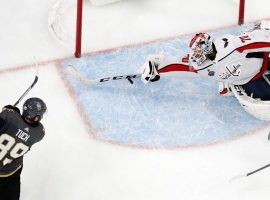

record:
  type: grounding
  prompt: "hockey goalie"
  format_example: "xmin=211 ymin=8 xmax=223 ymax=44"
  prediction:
xmin=139 ymin=21 xmax=270 ymax=121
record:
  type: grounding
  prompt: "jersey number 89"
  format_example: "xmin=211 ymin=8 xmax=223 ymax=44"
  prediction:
xmin=0 ymin=134 xmax=29 ymax=166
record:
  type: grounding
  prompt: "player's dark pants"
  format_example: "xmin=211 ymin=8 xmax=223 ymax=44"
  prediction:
xmin=0 ymin=167 xmax=22 ymax=200
xmin=241 ymin=73 xmax=270 ymax=101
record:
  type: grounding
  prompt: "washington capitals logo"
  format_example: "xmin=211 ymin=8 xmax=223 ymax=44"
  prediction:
xmin=219 ymin=63 xmax=241 ymax=79
xmin=226 ymin=64 xmax=241 ymax=76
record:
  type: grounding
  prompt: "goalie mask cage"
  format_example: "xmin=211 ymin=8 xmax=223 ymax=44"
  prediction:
xmin=73 ymin=0 xmax=245 ymax=58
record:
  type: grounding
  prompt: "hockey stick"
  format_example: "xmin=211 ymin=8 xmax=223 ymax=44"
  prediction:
xmin=66 ymin=65 xmax=141 ymax=86
xmin=13 ymin=76 xmax=38 ymax=107
xmin=230 ymin=163 xmax=270 ymax=182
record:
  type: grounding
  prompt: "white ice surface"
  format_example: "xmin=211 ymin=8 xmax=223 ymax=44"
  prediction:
xmin=0 ymin=0 xmax=270 ymax=200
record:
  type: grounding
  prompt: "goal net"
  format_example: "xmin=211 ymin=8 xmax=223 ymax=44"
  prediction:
xmin=48 ymin=0 xmax=262 ymax=57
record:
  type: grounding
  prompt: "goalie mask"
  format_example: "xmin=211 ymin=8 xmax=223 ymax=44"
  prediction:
xmin=22 ymin=97 xmax=47 ymax=123
xmin=189 ymin=33 xmax=214 ymax=66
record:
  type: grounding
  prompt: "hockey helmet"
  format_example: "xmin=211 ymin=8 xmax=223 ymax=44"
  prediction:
xmin=22 ymin=97 xmax=47 ymax=123
xmin=189 ymin=33 xmax=213 ymax=54
xmin=189 ymin=33 xmax=214 ymax=66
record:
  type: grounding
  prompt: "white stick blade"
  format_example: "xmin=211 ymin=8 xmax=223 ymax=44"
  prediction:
xmin=229 ymin=174 xmax=246 ymax=182
xmin=66 ymin=65 xmax=94 ymax=86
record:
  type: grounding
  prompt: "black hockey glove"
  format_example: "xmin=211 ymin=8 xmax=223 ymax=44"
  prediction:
xmin=3 ymin=105 xmax=21 ymax=114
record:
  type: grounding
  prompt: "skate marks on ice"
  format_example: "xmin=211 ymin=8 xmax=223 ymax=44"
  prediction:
xmin=62 ymin=22 xmax=268 ymax=149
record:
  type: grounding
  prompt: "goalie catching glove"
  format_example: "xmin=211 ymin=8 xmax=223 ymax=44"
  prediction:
xmin=138 ymin=55 xmax=164 ymax=84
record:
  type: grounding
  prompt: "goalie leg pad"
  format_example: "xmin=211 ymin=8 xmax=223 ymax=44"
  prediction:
xmin=232 ymin=85 xmax=270 ymax=121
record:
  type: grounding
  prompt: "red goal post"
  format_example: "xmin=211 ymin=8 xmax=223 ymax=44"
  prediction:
xmin=75 ymin=0 xmax=83 ymax=58
xmin=74 ymin=0 xmax=122 ymax=57
xmin=238 ymin=0 xmax=245 ymax=25
xmin=74 ymin=0 xmax=246 ymax=58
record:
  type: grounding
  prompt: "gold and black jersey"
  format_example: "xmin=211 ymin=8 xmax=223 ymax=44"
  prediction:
xmin=0 ymin=108 xmax=45 ymax=177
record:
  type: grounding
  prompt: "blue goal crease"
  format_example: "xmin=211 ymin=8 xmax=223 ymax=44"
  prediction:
xmin=61 ymin=22 xmax=267 ymax=149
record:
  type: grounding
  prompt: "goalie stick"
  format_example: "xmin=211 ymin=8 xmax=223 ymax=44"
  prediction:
xmin=14 ymin=76 xmax=38 ymax=107
xmin=66 ymin=62 xmax=189 ymax=86
xmin=230 ymin=162 xmax=270 ymax=182
xmin=66 ymin=65 xmax=141 ymax=86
